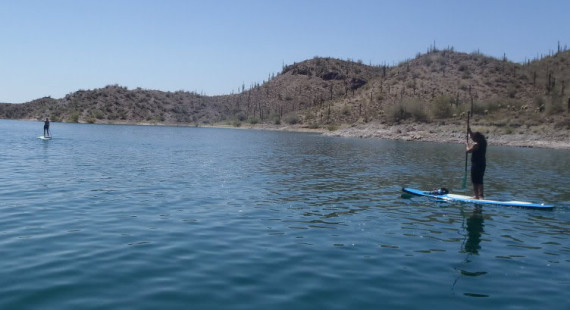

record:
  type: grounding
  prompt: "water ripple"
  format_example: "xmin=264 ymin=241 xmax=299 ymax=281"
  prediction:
xmin=0 ymin=120 xmax=569 ymax=309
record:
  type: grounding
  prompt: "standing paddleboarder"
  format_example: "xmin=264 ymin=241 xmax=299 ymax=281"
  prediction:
xmin=43 ymin=118 xmax=51 ymax=137
xmin=466 ymin=126 xmax=487 ymax=200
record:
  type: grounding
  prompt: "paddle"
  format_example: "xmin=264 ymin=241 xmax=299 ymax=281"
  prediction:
xmin=462 ymin=112 xmax=470 ymax=189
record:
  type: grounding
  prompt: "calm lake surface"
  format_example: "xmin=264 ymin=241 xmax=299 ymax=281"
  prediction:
xmin=1 ymin=119 xmax=569 ymax=309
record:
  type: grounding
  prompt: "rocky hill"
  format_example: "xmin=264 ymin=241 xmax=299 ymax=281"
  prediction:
xmin=1 ymin=48 xmax=569 ymax=131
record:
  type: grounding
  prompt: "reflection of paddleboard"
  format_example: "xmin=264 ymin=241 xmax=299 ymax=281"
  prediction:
xmin=38 ymin=136 xmax=52 ymax=140
xmin=402 ymin=187 xmax=553 ymax=210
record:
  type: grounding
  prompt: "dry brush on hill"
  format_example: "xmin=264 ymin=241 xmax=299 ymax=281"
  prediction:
xmin=1 ymin=48 xmax=569 ymax=132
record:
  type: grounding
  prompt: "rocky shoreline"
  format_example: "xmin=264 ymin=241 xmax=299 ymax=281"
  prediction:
xmin=322 ymin=122 xmax=570 ymax=150
xmin=237 ymin=121 xmax=570 ymax=150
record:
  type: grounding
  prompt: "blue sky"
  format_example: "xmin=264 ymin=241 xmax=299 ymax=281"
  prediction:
xmin=1 ymin=0 xmax=569 ymax=103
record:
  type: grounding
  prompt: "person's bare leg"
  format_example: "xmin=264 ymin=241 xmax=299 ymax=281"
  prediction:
xmin=472 ymin=184 xmax=479 ymax=199
xmin=473 ymin=184 xmax=484 ymax=199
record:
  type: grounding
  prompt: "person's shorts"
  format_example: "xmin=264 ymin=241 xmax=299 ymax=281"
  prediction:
xmin=471 ymin=165 xmax=485 ymax=184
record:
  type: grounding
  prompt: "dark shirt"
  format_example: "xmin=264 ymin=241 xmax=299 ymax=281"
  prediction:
xmin=44 ymin=120 xmax=50 ymax=128
xmin=471 ymin=140 xmax=486 ymax=168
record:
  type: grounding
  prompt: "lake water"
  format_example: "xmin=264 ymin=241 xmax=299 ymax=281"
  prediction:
xmin=1 ymin=119 xmax=569 ymax=309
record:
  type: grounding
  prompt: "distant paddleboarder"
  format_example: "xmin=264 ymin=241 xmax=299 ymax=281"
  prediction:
xmin=466 ymin=126 xmax=487 ymax=200
xmin=43 ymin=118 xmax=51 ymax=137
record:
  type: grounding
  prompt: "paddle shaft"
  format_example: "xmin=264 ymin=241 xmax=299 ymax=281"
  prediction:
xmin=462 ymin=113 xmax=470 ymax=188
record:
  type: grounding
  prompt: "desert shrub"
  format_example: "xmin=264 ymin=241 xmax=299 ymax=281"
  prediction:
xmin=509 ymin=99 xmax=524 ymax=109
xmin=474 ymin=97 xmax=502 ymax=114
xmin=386 ymin=99 xmax=429 ymax=123
xmin=534 ymin=95 xmax=546 ymax=109
xmin=458 ymin=81 xmax=469 ymax=91
xmin=271 ymin=115 xmax=281 ymax=125
xmin=545 ymin=95 xmax=564 ymax=115
xmin=403 ymin=99 xmax=429 ymax=122
xmin=308 ymin=122 xmax=320 ymax=129
xmin=471 ymin=102 xmax=485 ymax=115
xmin=236 ymin=112 xmax=247 ymax=122
xmin=554 ymin=118 xmax=570 ymax=130
xmin=412 ymin=108 xmax=429 ymax=122
xmin=92 ymin=109 xmax=105 ymax=119
xmin=478 ymin=97 xmax=523 ymax=114
xmin=284 ymin=113 xmax=300 ymax=125
xmin=341 ymin=105 xmax=351 ymax=116
xmin=69 ymin=111 xmax=80 ymax=123
xmin=303 ymin=111 xmax=316 ymax=123
xmin=508 ymin=119 xmax=522 ymax=128
xmin=247 ymin=117 xmax=259 ymax=125
xmin=384 ymin=99 xmax=429 ymax=123
xmin=386 ymin=103 xmax=411 ymax=123
xmin=431 ymin=95 xmax=453 ymax=118
xmin=507 ymin=85 xmax=517 ymax=98
xmin=524 ymin=119 xmax=541 ymax=127
xmin=327 ymin=125 xmax=338 ymax=131
xmin=486 ymin=97 xmax=503 ymax=112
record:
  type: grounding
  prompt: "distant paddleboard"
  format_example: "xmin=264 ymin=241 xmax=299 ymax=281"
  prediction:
xmin=402 ymin=187 xmax=553 ymax=210
xmin=38 ymin=136 xmax=52 ymax=140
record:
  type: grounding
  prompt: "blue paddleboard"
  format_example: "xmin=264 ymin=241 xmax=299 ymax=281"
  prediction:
xmin=38 ymin=136 xmax=52 ymax=140
xmin=402 ymin=187 xmax=553 ymax=210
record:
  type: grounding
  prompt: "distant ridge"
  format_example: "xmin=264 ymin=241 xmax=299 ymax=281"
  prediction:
xmin=1 ymin=47 xmax=569 ymax=130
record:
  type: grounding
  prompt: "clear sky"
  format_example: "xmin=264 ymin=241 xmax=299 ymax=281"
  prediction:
xmin=1 ymin=0 xmax=569 ymax=103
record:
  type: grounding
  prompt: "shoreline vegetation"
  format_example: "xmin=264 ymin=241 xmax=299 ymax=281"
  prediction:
xmin=1 ymin=46 xmax=569 ymax=149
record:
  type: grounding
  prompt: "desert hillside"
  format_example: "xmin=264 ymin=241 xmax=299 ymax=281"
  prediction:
xmin=1 ymin=47 xmax=569 ymax=134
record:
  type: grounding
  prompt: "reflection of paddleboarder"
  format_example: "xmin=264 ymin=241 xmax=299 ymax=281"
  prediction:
xmin=465 ymin=207 xmax=484 ymax=254
xmin=452 ymin=207 xmax=487 ymax=296
xmin=43 ymin=118 xmax=51 ymax=137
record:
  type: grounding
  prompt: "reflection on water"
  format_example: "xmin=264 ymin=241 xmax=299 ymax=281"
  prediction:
xmin=465 ymin=207 xmax=484 ymax=254
xmin=453 ymin=207 xmax=490 ymax=298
